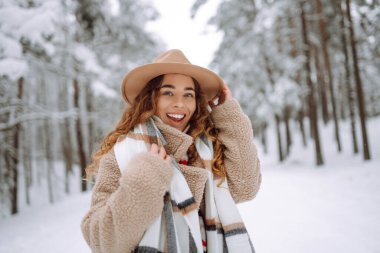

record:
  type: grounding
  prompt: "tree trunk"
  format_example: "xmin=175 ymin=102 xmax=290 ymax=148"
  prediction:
xmin=11 ymin=78 xmax=24 ymax=214
xmin=275 ymin=114 xmax=284 ymax=162
xmin=315 ymin=0 xmax=342 ymax=152
xmin=27 ymin=78 xmax=37 ymax=190
xmin=338 ymin=74 xmax=346 ymax=120
xmin=288 ymin=10 xmax=307 ymax=148
xmin=312 ymin=44 xmax=329 ymax=124
xmin=7 ymin=77 xmax=24 ymax=214
xmin=44 ymin=120 xmax=55 ymax=204
xmin=42 ymin=77 xmax=55 ymax=204
xmin=275 ymin=21 xmax=292 ymax=159
xmin=5 ymin=138 xmax=18 ymax=215
xmin=22 ymin=134 xmax=31 ymax=206
xmin=260 ymin=123 xmax=268 ymax=154
xmin=63 ymin=124 xmax=72 ymax=194
xmin=262 ymin=51 xmax=284 ymax=162
xmin=345 ymin=0 xmax=371 ymax=160
xmin=298 ymin=110 xmax=307 ymax=147
xmin=73 ymin=78 xmax=88 ymax=191
xmin=300 ymin=1 xmax=324 ymax=166
xmin=60 ymin=0 xmax=74 ymax=194
xmin=284 ymin=107 xmax=292 ymax=156
xmin=85 ymin=84 xmax=94 ymax=158
xmin=0 ymin=144 xmax=5 ymax=212
xmin=21 ymin=107 xmax=31 ymax=206
xmin=60 ymin=83 xmax=73 ymax=194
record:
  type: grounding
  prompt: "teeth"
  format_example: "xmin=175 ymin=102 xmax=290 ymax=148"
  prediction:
xmin=167 ymin=113 xmax=185 ymax=119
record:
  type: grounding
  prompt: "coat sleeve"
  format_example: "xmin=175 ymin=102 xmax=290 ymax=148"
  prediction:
xmin=211 ymin=98 xmax=262 ymax=203
xmin=81 ymin=150 xmax=173 ymax=253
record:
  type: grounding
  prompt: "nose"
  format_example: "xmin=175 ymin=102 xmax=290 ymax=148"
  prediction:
xmin=173 ymin=96 xmax=185 ymax=108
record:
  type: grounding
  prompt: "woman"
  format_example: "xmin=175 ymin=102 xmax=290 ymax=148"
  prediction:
xmin=81 ymin=49 xmax=261 ymax=253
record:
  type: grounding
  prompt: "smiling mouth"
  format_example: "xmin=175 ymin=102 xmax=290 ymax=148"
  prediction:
xmin=166 ymin=113 xmax=185 ymax=122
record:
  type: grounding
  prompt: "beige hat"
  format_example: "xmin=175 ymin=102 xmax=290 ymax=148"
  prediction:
xmin=121 ymin=49 xmax=224 ymax=104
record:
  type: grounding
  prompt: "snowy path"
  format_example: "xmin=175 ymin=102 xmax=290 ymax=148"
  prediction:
xmin=1 ymin=156 xmax=379 ymax=253
xmin=0 ymin=192 xmax=92 ymax=253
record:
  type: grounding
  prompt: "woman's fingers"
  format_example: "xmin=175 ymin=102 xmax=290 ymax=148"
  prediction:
xmin=164 ymin=155 xmax=172 ymax=165
xmin=220 ymin=83 xmax=232 ymax=104
xmin=150 ymin=143 xmax=159 ymax=154
xmin=150 ymin=144 xmax=170 ymax=163
xmin=209 ymin=82 xmax=232 ymax=106
xmin=159 ymin=145 xmax=166 ymax=159
xmin=224 ymin=83 xmax=232 ymax=99
xmin=159 ymin=147 xmax=172 ymax=165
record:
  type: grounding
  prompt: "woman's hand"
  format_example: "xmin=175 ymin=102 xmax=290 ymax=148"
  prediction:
xmin=150 ymin=143 xmax=171 ymax=164
xmin=209 ymin=82 xmax=232 ymax=108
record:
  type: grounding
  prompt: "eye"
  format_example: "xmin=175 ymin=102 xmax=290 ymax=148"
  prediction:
xmin=161 ymin=91 xmax=173 ymax=96
xmin=184 ymin=93 xmax=194 ymax=98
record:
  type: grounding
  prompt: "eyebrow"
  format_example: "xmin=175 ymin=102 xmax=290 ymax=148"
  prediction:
xmin=160 ymin=84 xmax=195 ymax=91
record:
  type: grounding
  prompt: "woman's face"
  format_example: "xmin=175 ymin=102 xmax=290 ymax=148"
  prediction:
xmin=156 ymin=74 xmax=196 ymax=131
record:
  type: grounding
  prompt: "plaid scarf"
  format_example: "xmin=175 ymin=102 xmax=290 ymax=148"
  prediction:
xmin=114 ymin=118 xmax=255 ymax=253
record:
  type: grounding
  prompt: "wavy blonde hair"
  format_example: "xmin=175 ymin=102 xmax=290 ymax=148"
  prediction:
xmin=87 ymin=75 xmax=226 ymax=182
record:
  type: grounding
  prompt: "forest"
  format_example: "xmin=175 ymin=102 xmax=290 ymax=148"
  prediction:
xmin=1 ymin=0 xmax=379 ymax=216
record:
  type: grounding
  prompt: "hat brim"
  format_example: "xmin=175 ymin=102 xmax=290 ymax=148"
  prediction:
xmin=121 ymin=62 xmax=224 ymax=104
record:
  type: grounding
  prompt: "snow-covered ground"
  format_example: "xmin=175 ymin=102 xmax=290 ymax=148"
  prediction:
xmin=0 ymin=192 xmax=91 ymax=253
xmin=1 ymin=119 xmax=379 ymax=253
xmin=241 ymin=149 xmax=380 ymax=253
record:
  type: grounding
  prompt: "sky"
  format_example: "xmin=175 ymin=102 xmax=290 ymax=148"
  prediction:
xmin=146 ymin=0 xmax=223 ymax=67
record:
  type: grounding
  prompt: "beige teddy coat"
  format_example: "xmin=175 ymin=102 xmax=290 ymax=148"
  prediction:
xmin=81 ymin=99 xmax=262 ymax=253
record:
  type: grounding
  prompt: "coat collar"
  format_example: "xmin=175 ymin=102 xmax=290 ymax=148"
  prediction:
xmin=152 ymin=116 xmax=208 ymax=211
xmin=152 ymin=116 xmax=193 ymax=161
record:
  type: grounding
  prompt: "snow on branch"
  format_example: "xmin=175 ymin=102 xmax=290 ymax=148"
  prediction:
xmin=0 ymin=59 xmax=28 ymax=81
xmin=0 ymin=1 xmax=61 ymax=56
xmin=0 ymin=109 xmax=77 ymax=131
xmin=191 ymin=0 xmax=208 ymax=18
xmin=74 ymin=44 xmax=104 ymax=74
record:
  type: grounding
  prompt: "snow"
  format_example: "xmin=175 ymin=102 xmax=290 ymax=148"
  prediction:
xmin=92 ymin=80 xmax=117 ymax=98
xmin=0 ymin=58 xmax=28 ymax=81
xmin=0 ymin=119 xmax=379 ymax=253
xmin=269 ymin=77 xmax=302 ymax=112
xmin=0 ymin=34 xmax=28 ymax=80
xmin=0 ymin=34 xmax=23 ymax=58
xmin=240 ymin=118 xmax=380 ymax=253
xmin=0 ymin=192 xmax=92 ymax=253
xmin=0 ymin=1 xmax=60 ymax=56
xmin=241 ymin=151 xmax=380 ymax=253
xmin=74 ymin=45 xmax=103 ymax=74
